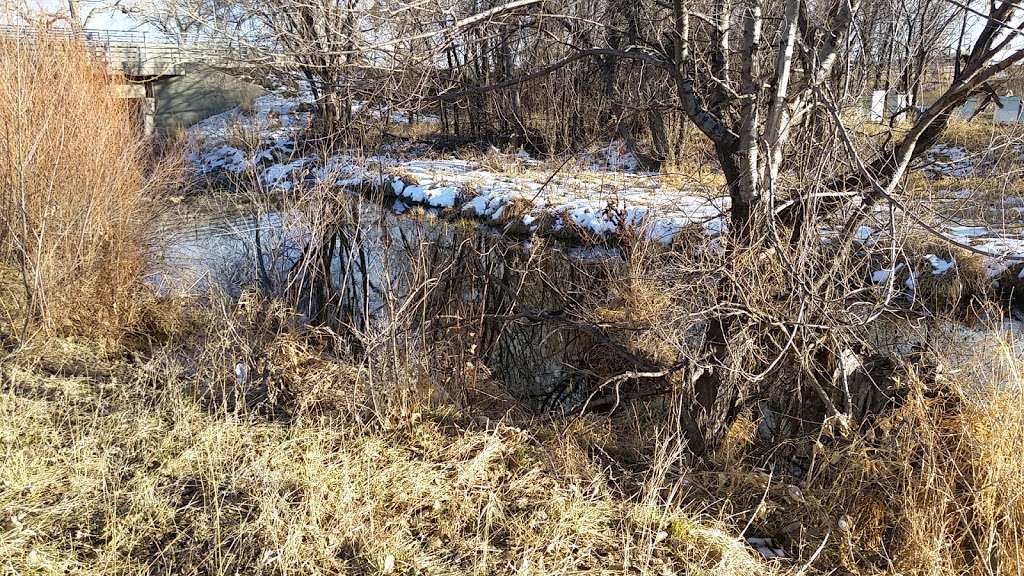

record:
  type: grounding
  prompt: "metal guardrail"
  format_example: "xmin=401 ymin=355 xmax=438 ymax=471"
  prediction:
xmin=0 ymin=24 xmax=259 ymax=76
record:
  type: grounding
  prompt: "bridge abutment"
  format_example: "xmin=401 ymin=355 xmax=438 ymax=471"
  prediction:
xmin=6 ymin=26 xmax=266 ymax=137
xmin=148 ymin=65 xmax=266 ymax=134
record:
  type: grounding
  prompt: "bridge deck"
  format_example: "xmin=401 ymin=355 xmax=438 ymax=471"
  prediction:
xmin=0 ymin=24 xmax=259 ymax=77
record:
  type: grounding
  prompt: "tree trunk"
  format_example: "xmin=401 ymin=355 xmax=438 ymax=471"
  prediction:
xmin=647 ymin=108 xmax=673 ymax=167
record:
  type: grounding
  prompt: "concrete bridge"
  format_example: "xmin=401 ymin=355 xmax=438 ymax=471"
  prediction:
xmin=1 ymin=25 xmax=268 ymax=135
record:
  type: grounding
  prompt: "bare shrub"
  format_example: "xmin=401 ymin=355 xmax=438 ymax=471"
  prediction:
xmin=223 ymin=119 xmax=264 ymax=153
xmin=237 ymin=91 xmax=258 ymax=117
xmin=0 ymin=29 xmax=176 ymax=339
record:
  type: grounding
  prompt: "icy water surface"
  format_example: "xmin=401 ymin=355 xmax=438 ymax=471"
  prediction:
xmin=147 ymin=196 xmax=293 ymax=295
xmin=145 ymin=194 xmax=605 ymax=409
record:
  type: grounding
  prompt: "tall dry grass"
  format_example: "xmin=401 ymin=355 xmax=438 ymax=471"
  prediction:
xmin=0 ymin=28 xmax=173 ymax=338
xmin=796 ymin=331 xmax=1024 ymax=575
xmin=0 ymin=301 xmax=772 ymax=576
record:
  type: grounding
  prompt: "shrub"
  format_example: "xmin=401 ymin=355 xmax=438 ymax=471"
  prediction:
xmin=0 ymin=28 xmax=173 ymax=338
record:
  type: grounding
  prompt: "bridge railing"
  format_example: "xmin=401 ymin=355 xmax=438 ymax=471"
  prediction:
xmin=0 ymin=24 xmax=262 ymax=76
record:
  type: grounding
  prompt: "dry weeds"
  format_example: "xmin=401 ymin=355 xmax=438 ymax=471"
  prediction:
xmin=0 ymin=306 xmax=770 ymax=576
xmin=0 ymin=29 xmax=178 ymax=340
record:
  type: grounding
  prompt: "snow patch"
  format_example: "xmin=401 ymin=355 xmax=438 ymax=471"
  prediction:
xmin=923 ymin=144 xmax=979 ymax=178
xmin=924 ymin=254 xmax=955 ymax=275
xmin=872 ymin=264 xmax=905 ymax=284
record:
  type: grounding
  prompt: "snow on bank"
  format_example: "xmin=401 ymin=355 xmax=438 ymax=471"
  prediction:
xmin=189 ymin=123 xmax=727 ymax=245
xmin=389 ymin=156 xmax=726 ymax=243
xmin=184 ymin=94 xmax=728 ymax=245
xmin=861 ymin=221 xmax=1024 ymax=282
xmin=185 ymin=97 xmax=1024 ymax=265
xmin=188 ymin=94 xmax=308 ymax=175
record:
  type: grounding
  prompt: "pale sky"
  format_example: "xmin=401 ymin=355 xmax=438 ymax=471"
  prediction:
xmin=12 ymin=0 xmax=157 ymax=32
xmin=11 ymin=0 xmax=1024 ymax=57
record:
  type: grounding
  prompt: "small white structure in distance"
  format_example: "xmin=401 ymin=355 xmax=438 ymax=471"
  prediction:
xmin=994 ymin=96 xmax=1022 ymax=124
xmin=887 ymin=93 xmax=909 ymax=121
xmin=869 ymin=90 xmax=886 ymax=122
xmin=866 ymin=91 xmax=910 ymax=122
xmin=957 ymin=97 xmax=978 ymax=120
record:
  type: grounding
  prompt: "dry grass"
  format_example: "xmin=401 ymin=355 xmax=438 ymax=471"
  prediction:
xmin=636 ymin=306 xmax=1024 ymax=575
xmin=940 ymin=119 xmax=1024 ymax=154
xmin=584 ymin=221 xmax=1024 ymax=573
xmin=2 ymin=202 xmax=1023 ymax=575
xmin=0 ymin=29 xmax=176 ymax=339
xmin=0 ymin=300 xmax=771 ymax=576
xmin=238 ymin=92 xmax=259 ymax=117
xmin=802 ymin=331 xmax=1024 ymax=575
xmin=223 ymin=119 xmax=266 ymax=153
xmin=386 ymin=117 xmax=443 ymax=140
xmin=875 ymin=234 xmax=996 ymax=315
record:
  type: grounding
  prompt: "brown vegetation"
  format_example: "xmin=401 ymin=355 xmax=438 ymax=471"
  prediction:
xmin=2 ymin=21 xmax=1024 ymax=576
xmin=0 ymin=30 xmax=176 ymax=340
xmin=0 ymin=291 xmax=775 ymax=575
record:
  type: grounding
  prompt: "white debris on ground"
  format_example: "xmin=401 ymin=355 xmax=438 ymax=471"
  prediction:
xmin=924 ymin=253 xmax=955 ymax=274
xmin=871 ymin=264 xmax=904 ymax=284
xmin=745 ymin=537 xmax=786 ymax=560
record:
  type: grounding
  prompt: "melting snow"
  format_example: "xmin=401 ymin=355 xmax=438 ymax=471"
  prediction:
xmin=924 ymin=254 xmax=955 ymax=275
xmin=923 ymin=144 xmax=980 ymax=178
xmin=263 ymin=158 xmax=310 ymax=190
xmin=946 ymin=225 xmax=990 ymax=238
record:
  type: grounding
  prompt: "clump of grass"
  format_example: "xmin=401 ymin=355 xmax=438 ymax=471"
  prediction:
xmin=238 ymin=92 xmax=258 ymax=117
xmin=940 ymin=118 xmax=1024 ymax=154
xmin=0 ymin=28 xmax=176 ymax=339
xmin=386 ymin=116 xmax=443 ymax=140
xmin=907 ymin=241 xmax=993 ymax=315
xmin=223 ymin=119 xmax=264 ymax=153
